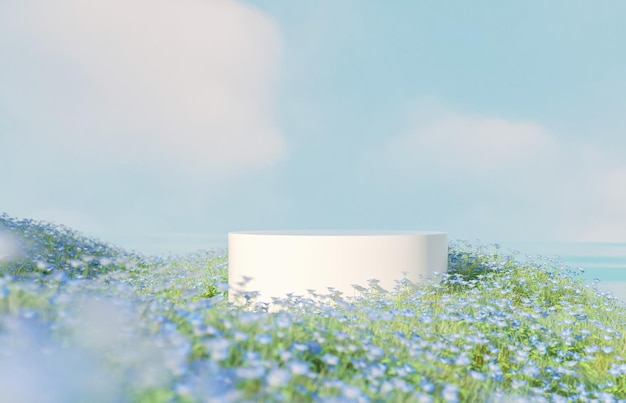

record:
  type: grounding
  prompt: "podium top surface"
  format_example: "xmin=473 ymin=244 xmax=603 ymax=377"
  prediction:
xmin=229 ymin=230 xmax=446 ymax=236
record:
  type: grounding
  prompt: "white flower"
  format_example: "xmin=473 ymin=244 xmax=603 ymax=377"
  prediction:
xmin=267 ymin=368 xmax=291 ymax=388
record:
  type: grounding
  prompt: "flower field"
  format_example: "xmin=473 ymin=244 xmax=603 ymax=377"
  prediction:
xmin=1 ymin=213 xmax=625 ymax=402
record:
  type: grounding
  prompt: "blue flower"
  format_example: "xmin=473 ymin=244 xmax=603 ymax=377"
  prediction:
xmin=602 ymin=345 xmax=615 ymax=354
xmin=321 ymin=353 xmax=339 ymax=366
xmin=305 ymin=340 xmax=322 ymax=355
xmin=256 ymin=334 xmax=272 ymax=345
xmin=287 ymin=360 xmax=310 ymax=376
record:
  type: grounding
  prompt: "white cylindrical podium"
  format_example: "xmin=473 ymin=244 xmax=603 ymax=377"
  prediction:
xmin=228 ymin=230 xmax=447 ymax=305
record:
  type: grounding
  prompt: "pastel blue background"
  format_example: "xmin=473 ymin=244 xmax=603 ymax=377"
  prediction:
xmin=1 ymin=0 xmax=626 ymax=298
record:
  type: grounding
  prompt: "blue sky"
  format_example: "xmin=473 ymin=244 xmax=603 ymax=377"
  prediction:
xmin=1 ymin=0 xmax=626 ymax=254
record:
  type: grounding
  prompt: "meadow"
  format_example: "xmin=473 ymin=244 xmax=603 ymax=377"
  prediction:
xmin=1 ymin=212 xmax=625 ymax=402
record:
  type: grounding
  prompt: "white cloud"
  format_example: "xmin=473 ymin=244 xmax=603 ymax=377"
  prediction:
xmin=381 ymin=109 xmax=556 ymax=176
xmin=563 ymin=165 xmax=626 ymax=242
xmin=598 ymin=167 xmax=626 ymax=214
xmin=360 ymin=101 xmax=626 ymax=242
xmin=0 ymin=0 xmax=285 ymax=179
